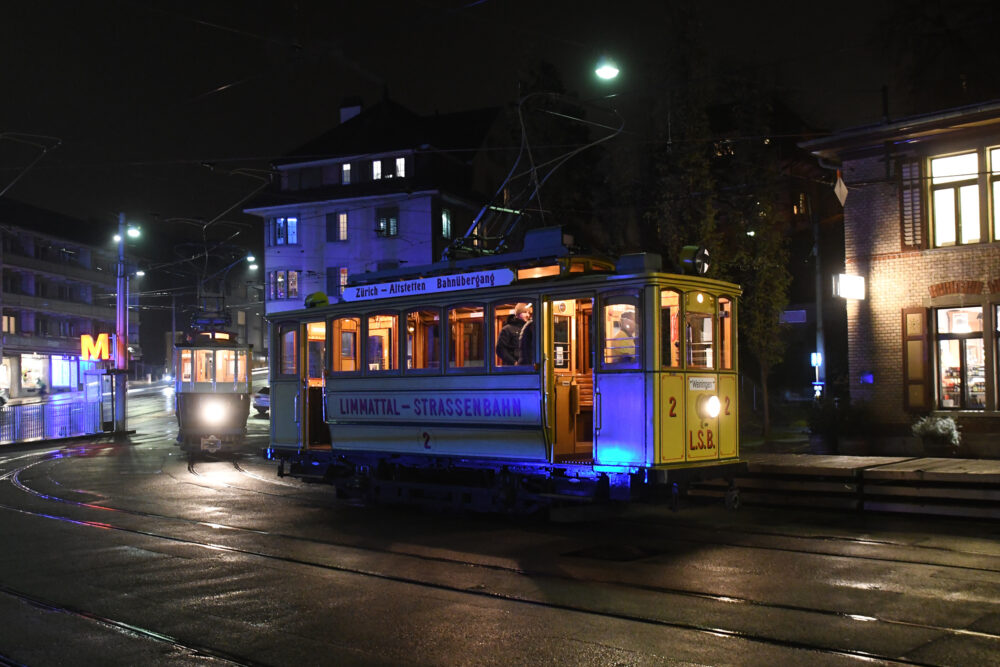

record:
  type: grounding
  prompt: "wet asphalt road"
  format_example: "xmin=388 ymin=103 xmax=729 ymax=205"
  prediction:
xmin=0 ymin=385 xmax=997 ymax=665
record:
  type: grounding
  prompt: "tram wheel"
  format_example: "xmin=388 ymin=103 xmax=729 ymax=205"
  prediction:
xmin=724 ymin=486 xmax=741 ymax=511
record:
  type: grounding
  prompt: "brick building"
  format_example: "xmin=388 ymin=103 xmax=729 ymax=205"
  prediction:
xmin=803 ymin=100 xmax=1000 ymax=452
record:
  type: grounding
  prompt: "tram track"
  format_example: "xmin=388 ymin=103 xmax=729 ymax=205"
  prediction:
xmin=2 ymin=456 xmax=997 ymax=664
xmin=0 ymin=582 xmax=264 ymax=667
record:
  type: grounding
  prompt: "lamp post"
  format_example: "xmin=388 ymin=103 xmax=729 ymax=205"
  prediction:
xmin=113 ymin=213 xmax=140 ymax=433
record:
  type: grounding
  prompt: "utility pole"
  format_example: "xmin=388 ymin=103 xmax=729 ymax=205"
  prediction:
xmin=114 ymin=212 xmax=128 ymax=433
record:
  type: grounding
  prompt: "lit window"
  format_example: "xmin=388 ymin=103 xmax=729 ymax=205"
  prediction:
xmin=287 ymin=270 xmax=299 ymax=298
xmin=931 ymin=153 xmax=979 ymax=247
xmin=339 ymin=267 xmax=348 ymax=295
xmin=442 ymin=208 xmax=452 ymax=238
xmin=602 ymin=295 xmax=640 ymax=368
xmin=331 ymin=316 xmax=360 ymax=373
xmin=992 ymin=148 xmax=1000 ymax=241
xmin=342 ymin=163 xmax=351 ymax=184
xmin=338 ymin=212 xmax=348 ymax=241
xmin=376 ymin=207 xmax=398 ymax=237
xmin=367 ymin=314 xmax=398 ymax=371
xmin=660 ymin=290 xmax=680 ymax=368
xmin=1 ymin=315 xmax=15 ymax=333
xmin=396 ymin=157 xmax=406 ymax=178
xmin=276 ymin=271 xmax=286 ymax=299
xmin=373 ymin=160 xmax=382 ymax=180
xmin=448 ymin=305 xmax=485 ymax=370
xmin=406 ymin=309 xmax=441 ymax=370
xmin=936 ymin=306 xmax=984 ymax=409
xmin=270 ymin=217 xmax=299 ymax=246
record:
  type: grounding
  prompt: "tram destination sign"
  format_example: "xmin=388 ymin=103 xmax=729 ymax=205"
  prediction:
xmin=343 ymin=268 xmax=515 ymax=302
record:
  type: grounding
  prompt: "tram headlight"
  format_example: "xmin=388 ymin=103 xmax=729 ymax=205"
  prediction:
xmin=200 ymin=398 xmax=229 ymax=426
xmin=697 ymin=394 xmax=721 ymax=420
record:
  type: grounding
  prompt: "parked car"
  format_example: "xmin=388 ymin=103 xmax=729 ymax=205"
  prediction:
xmin=253 ymin=386 xmax=270 ymax=416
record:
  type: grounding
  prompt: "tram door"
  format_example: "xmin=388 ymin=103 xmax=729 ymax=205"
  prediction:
xmin=271 ymin=320 xmax=330 ymax=450
xmin=547 ymin=296 xmax=595 ymax=462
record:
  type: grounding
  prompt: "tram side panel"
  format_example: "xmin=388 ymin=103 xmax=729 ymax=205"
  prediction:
xmin=324 ymin=376 xmax=548 ymax=462
xmin=593 ymin=373 xmax=649 ymax=467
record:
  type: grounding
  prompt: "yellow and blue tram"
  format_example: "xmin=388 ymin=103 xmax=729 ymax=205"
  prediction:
xmin=264 ymin=228 xmax=743 ymax=510
xmin=174 ymin=330 xmax=252 ymax=454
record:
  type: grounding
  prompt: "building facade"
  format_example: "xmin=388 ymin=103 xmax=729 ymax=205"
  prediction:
xmin=803 ymin=100 xmax=1000 ymax=447
xmin=1 ymin=201 xmax=138 ymax=398
xmin=246 ymin=100 xmax=501 ymax=315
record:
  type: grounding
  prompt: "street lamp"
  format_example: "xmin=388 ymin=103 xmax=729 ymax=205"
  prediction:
xmin=595 ymin=56 xmax=620 ymax=81
xmin=114 ymin=213 xmax=140 ymax=434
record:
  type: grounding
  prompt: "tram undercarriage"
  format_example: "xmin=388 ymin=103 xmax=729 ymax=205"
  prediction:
xmin=271 ymin=450 xmax=745 ymax=513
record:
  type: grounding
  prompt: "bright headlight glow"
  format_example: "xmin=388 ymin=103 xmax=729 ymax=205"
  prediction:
xmin=698 ymin=395 xmax=721 ymax=419
xmin=200 ymin=398 xmax=229 ymax=426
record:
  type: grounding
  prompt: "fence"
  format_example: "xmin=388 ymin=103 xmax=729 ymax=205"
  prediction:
xmin=0 ymin=400 xmax=104 ymax=445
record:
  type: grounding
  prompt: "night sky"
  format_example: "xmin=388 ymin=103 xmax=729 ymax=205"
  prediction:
xmin=2 ymin=0 xmax=995 ymax=364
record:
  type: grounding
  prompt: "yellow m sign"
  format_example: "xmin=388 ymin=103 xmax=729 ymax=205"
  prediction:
xmin=81 ymin=333 xmax=111 ymax=361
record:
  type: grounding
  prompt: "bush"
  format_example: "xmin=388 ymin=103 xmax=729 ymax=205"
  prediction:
xmin=912 ymin=415 xmax=961 ymax=448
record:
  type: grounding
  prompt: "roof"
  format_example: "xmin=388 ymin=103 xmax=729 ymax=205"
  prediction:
xmin=274 ymin=99 xmax=501 ymax=167
xmin=0 ymin=197 xmax=110 ymax=252
xmin=800 ymin=99 xmax=1000 ymax=161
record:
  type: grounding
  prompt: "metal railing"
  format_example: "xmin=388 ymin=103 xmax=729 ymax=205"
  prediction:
xmin=0 ymin=400 xmax=104 ymax=444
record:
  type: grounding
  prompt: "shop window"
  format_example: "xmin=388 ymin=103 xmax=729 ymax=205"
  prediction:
xmin=330 ymin=317 xmax=359 ymax=373
xmin=367 ymin=314 xmax=398 ymax=372
xmin=406 ymin=309 xmax=441 ymax=371
xmin=448 ymin=305 xmax=485 ymax=370
xmin=685 ymin=291 xmax=716 ymax=369
xmin=936 ymin=306 xmax=985 ymax=409
xmin=602 ymin=295 xmax=640 ymax=368
xmin=660 ymin=289 xmax=681 ymax=368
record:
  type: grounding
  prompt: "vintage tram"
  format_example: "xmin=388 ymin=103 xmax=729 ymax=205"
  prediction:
xmin=174 ymin=329 xmax=253 ymax=455
xmin=264 ymin=228 xmax=743 ymax=510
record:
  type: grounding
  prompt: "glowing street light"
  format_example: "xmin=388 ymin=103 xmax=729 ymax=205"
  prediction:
xmin=595 ymin=57 xmax=620 ymax=80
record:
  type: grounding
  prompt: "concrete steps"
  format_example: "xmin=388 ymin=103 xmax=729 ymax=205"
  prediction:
xmin=688 ymin=454 xmax=1000 ymax=519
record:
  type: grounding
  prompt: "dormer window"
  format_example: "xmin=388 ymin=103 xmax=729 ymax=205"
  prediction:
xmin=395 ymin=157 xmax=406 ymax=178
xmin=372 ymin=160 xmax=382 ymax=180
xmin=342 ymin=163 xmax=351 ymax=185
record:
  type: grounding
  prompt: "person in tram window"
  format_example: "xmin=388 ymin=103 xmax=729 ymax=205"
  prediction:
xmin=497 ymin=303 xmax=527 ymax=365
xmin=607 ymin=310 xmax=637 ymax=364
xmin=517 ymin=304 xmax=535 ymax=366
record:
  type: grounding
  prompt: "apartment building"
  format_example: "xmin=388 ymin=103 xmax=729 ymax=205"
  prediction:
xmin=246 ymin=99 xmax=502 ymax=315
xmin=0 ymin=200 xmax=137 ymax=397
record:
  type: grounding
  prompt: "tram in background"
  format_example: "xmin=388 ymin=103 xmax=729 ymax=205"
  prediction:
xmin=174 ymin=328 xmax=252 ymax=455
xmin=264 ymin=227 xmax=743 ymax=511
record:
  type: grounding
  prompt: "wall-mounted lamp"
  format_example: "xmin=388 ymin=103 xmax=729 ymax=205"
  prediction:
xmin=833 ymin=274 xmax=865 ymax=300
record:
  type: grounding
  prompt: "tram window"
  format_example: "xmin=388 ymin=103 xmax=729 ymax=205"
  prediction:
xmin=367 ymin=314 xmax=398 ymax=372
xmin=330 ymin=317 xmax=360 ymax=373
xmin=493 ymin=301 xmax=533 ymax=369
xmin=719 ymin=297 xmax=733 ymax=370
xmin=448 ymin=305 xmax=485 ymax=370
xmin=306 ymin=322 xmax=326 ymax=386
xmin=406 ymin=309 xmax=441 ymax=371
xmin=685 ymin=292 xmax=716 ymax=369
xmin=179 ymin=349 xmax=192 ymax=382
xmin=215 ymin=349 xmax=237 ymax=383
xmin=194 ymin=349 xmax=214 ymax=382
xmin=602 ymin=295 xmax=640 ymax=368
xmin=661 ymin=289 xmax=681 ymax=368
xmin=279 ymin=325 xmax=297 ymax=375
